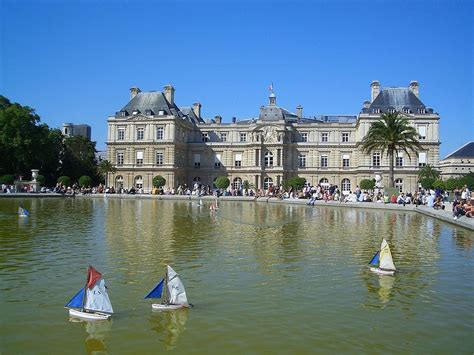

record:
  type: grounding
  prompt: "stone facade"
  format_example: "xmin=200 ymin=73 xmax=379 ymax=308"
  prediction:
xmin=439 ymin=142 xmax=474 ymax=178
xmin=106 ymin=81 xmax=440 ymax=193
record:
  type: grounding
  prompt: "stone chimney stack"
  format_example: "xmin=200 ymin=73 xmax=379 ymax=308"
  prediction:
xmin=371 ymin=80 xmax=380 ymax=102
xmin=215 ymin=115 xmax=222 ymax=124
xmin=130 ymin=87 xmax=141 ymax=100
xmin=163 ymin=85 xmax=175 ymax=105
xmin=409 ymin=81 xmax=419 ymax=97
xmin=192 ymin=102 xmax=201 ymax=119
xmin=296 ymin=105 xmax=303 ymax=119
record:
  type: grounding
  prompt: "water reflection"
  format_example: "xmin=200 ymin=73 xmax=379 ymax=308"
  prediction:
xmin=69 ymin=318 xmax=113 ymax=354
xmin=377 ymin=275 xmax=394 ymax=304
xmin=149 ymin=309 xmax=189 ymax=350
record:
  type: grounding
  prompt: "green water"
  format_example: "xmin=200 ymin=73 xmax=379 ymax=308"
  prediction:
xmin=0 ymin=198 xmax=473 ymax=354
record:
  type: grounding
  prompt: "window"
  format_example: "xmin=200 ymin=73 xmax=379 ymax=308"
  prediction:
xmin=418 ymin=126 xmax=426 ymax=140
xmin=402 ymin=108 xmax=410 ymax=114
xmin=395 ymin=178 xmax=403 ymax=193
xmin=233 ymin=177 xmax=242 ymax=190
xmin=158 ymin=110 xmax=165 ymax=116
xmin=120 ymin=111 xmax=127 ymax=117
xmin=214 ymin=153 xmax=221 ymax=168
xmin=264 ymin=177 xmax=273 ymax=190
xmin=301 ymin=132 xmax=308 ymax=142
xmin=156 ymin=127 xmax=164 ymax=140
xmin=240 ymin=133 xmax=247 ymax=142
xmin=202 ymin=132 xmax=209 ymax=142
xmin=137 ymin=127 xmax=144 ymax=140
xmin=117 ymin=152 xmax=124 ymax=166
xmin=321 ymin=155 xmax=328 ymax=168
xmin=418 ymin=108 xmax=426 ymax=114
xmin=341 ymin=178 xmax=351 ymax=192
xmin=396 ymin=152 xmax=403 ymax=167
xmin=341 ymin=132 xmax=349 ymax=143
xmin=194 ymin=154 xmax=201 ymax=168
xmin=321 ymin=132 xmax=328 ymax=142
xmin=373 ymin=108 xmax=381 ymax=114
xmin=220 ymin=132 xmax=227 ymax=142
xmin=156 ymin=152 xmax=164 ymax=166
xmin=135 ymin=175 xmax=143 ymax=189
xmin=372 ymin=152 xmax=381 ymax=167
xmin=235 ymin=153 xmax=242 ymax=167
xmin=115 ymin=175 xmax=123 ymax=189
xmin=299 ymin=154 xmax=306 ymax=168
xmin=387 ymin=108 xmax=396 ymax=113
xmin=132 ymin=109 xmax=140 ymax=115
xmin=117 ymin=128 xmax=125 ymax=141
xmin=319 ymin=178 xmax=329 ymax=186
xmin=264 ymin=152 xmax=274 ymax=167
xmin=136 ymin=151 xmax=144 ymax=165
xmin=342 ymin=154 xmax=350 ymax=168
xmin=418 ymin=152 xmax=427 ymax=167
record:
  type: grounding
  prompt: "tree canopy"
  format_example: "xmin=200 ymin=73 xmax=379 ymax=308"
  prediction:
xmin=214 ymin=176 xmax=230 ymax=189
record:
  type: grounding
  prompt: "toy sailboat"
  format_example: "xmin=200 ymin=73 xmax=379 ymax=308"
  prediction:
xmin=145 ymin=265 xmax=191 ymax=310
xmin=65 ymin=265 xmax=114 ymax=320
xmin=369 ymin=238 xmax=397 ymax=276
xmin=18 ymin=206 xmax=30 ymax=217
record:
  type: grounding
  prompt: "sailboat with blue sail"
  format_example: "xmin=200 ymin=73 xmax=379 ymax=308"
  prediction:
xmin=145 ymin=265 xmax=191 ymax=310
xmin=65 ymin=265 xmax=114 ymax=320
xmin=369 ymin=238 xmax=397 ymax=276
xmin=18 ymin=206 xmax=30 ymax=217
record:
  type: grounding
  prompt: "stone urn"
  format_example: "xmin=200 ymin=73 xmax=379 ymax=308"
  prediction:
xmin=31 ymin=169 xmax=39 ymax=182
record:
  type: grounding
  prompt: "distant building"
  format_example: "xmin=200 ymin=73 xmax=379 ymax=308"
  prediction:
xmin=62 ymin=123 xmax=91 ymax=140
xmin=106 ymin=81 xmax=440 ymax=193
xmin=439 ymin=142 xmax=474 ymax=178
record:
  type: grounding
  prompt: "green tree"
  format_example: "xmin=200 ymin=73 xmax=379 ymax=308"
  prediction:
xmin=420 ymin=177 xmax=436 ymax=189
xmin=78 ymin=175 xmax=92 ymax=187
xmin=361 ymin=111 xmax=422 ymax=187
xmin=359 ymin=179 xmax=376 ymax=190
xmin=152 ymin=175 xmax=166 ymax=188
xmin=214 ymin=176 xmax=230 ymax=189
xmin=61 ymin=136 xmax=98 ymax=182
xmin=97 ymin=159 xmax=117 ymax=186
xmin=283 ymin=176 xmax=306 ymax=191
xmin=242 ymin=180 xmax=254 ymax=195
xmin=35 ymin=174 xmax=46 ymax=186
xmin=444 ymin=178 xmax=458 ymax=191
xmin=432 ymin=179 xmax=445 ymax=190
xmin=458 ymin=173 xmax=474 ymax=190
xmin=418 ymin=164 xmax=440 ymax=181
xmin=57 ymin=176 xmax=71 ymax=187
xmin=0 ymin=174 xmax=15 ymax=185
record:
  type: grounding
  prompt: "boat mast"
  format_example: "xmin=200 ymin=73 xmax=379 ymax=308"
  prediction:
xmin=163 ymin=268 xmax=169 ymax=304
xmin=81 ymin=269 xmax=89 ymax=312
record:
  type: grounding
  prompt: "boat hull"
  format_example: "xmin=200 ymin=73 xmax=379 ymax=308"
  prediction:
xmin=152 ymin=303 xmax=188 ymax=311
xmin=370 ymin=267 xmax=395 ymax=276
xmin=69 ymin=308 xmax=111 ymax=320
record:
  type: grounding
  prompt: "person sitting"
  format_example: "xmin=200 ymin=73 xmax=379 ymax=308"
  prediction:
xmin=397 ymin=193 xmax=406 ymax=206
xmin=453 ymin=199 xmax=465 ymax=220
xmin=390 ymin=194 xmax=397 ymax=204
xmin=433 ymin=196 xmax=445 ymax=210
xmin=463 ymin=200 xmax=473 ymax=218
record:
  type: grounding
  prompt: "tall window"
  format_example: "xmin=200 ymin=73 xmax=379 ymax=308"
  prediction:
xmin=136 ymin=151 xmax=144 ymax=165
xmin=341 ymin=178 xmax=351 ymax=192
xmin=321 ymin=132 xmax=328 ymax=142
xmin=137 ymin=127 xmax=144 ymax=140
xmin=135 ymin=176 xmax=143 ymax=189
xmin=156 ymin=127 xmax=164 ymax=140
xmin=372 ymin=152 xmax=381 ymax=167
xmin=240 ymin=132 xmax=247 ymax=142
xmin=402 ymin=108 xmax=410 ymax=114
xmin=418 ymin=152 xmax=427 ymax=167
xmin=115 ymin=175 xmax=123 ymax=189
xmin=194 ymin=154 xmax=201 ymax=168
xmin=156 ymin=152 xmax=164 ymax=166
xmin=220 ymin=132 xmax=227 ymax=142
xmin=117 ymin=128 xmax=125 ymax=141
xmin=319 ymin=178 xmax=329 ymax=186
xmin=321 ymin=155 xmax=328 ymax=168
xmin=396 ymin=152 xmax=403 ymax=167
xmin=341 ymin=132 xmax=349 ymax=142
xmin=418 ymin=108 xmax=426 ymax=114
xmin=418 ymin=126 xmax=426 ymax=140
xmin=301 ymin=132 xmax=308 ymax=142
xmin=342 ymin=154 xmax=350 ymax=168
xmin=233 ymin=177 xmax=242 ymax=190
xmin=299 ymin=154 xmax=306 ymax=168
xmin=264 ymin=177 xmax=273 ymax=190
xmin=264 ymin=152 xmax=274 ymax=167
xmin=387 ymin=107 xmax=396 ymax=113
xmin=117 ymin=152 xmax=124 ymax=166
xmin=235 ymin=153 xmax=242 ymax=167
xmin=214 ymin=153 xmax=221 ymax=168
xmin=202 ymin=132 xmax=209 ymax=142
xmin=395 ymin=178 xmax=403 ymax=193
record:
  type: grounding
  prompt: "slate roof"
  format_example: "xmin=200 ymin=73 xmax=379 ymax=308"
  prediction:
xmin=364 ymin=88 xmax=428 ymax=114
xmin=444 ymin=142 xmax=474 ymax=159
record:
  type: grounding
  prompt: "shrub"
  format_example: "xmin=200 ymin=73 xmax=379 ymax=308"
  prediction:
xmin=78 ymin=175 xmax=92 ymax=187
xmin=283 ymin=176 xmax=306 ymax=191
xmin=214 ymin=176 xmax=230 ymax=189
xmin=432 ymin=179 xmax=445 ymax=190
xmin=444 ymin=178 xmax=458 ymax=191
xmin=57 ymin=176 xmax=71 ymax=187
xmin=152 ymin=175 xmax=166 ymax=188
xmin=420 ymin=177 xmax=436 ymax=189
xmin=35 ymin=174 xmax=46 ymax=186
xmin=359 ymin=179 xmax=375 ymax=190
xmin=0 ymin=174 xmax=15 ymax=185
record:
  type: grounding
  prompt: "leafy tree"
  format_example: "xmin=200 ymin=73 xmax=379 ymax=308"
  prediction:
xmin=432 ymin=179 xmax=445 ymax=190
xmin=242 ymin=180 xmax=254 ymax=194
xmin=152 ymin=175 xmax=166 ymax=188
xmin=458 ymin=173 xmax=474 ymax=190
xmin=78 ymin=175 xmax=92 ymax=187
xmin=57 ymin=176 xmax=71 ymax=187
xmin=214 ymin=176 xmax=230 ymax=189
xmin=418 ymin=164 xmax=440 ymax=181
xmin=359 ymin=179 xmax=375 ymax=190
xmin=361 ymin=111 xmax=422 ymax=187
xmin=444 ymin=178 xmax=458 ymax=191
xmin=283 ymin=176 xmax=306 ymax=191
xmin=0 ymin=174 xmax=15 ymax=184
xmin=420 ymin=177 xmax=436 ymax=189
xmin=61 ymin=136 xmax=98 ymax=182
xmin=97 ymin=159 xmax=117 ymax=186
xmin=35 ymin=174 xmax=46 ymax=186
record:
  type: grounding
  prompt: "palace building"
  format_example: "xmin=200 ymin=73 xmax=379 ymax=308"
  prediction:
xmin=106 ymin=81 xmax=440 ymax=193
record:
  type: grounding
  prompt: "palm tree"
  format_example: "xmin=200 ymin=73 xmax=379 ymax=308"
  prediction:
xmin=361 ymin=111 xmax=422 ymax=188
xmin=418 ymin=164 xmax=440 ymax=181
xmin=97 ymin=160 xmax=117 ymax=187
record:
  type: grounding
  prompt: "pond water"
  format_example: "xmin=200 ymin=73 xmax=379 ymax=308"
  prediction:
xmin=0 ymin=198 xmax=473 ymax=354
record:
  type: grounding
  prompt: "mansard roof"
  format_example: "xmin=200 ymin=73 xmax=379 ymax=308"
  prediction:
xmin=444 ymin=142 xmax=474 ymax=159
xmin=179 ymin=107 xmax=204 ymax=125
xmin=366 ymin=88 xmax=427 ymax=113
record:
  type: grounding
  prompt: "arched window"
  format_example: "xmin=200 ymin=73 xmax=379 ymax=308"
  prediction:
xmin=264 ymin=151 xmax=273 ymax=167
xmin=233 ymin=177 xmax=242 ymax=190
xmin=115 ymin=175 xmax=123 ymax=189
xmin=319 ymin=178 xmax=329 ymax=187
xmin=341 ymin=178 xmax=351 ymax=192
xmin=264 ymin=177 xmax=273 ymax=190
xmin=395 ymin=178 xmax=403 ymax=193
xmin=135 ymin=175 xmax=143 ymax=189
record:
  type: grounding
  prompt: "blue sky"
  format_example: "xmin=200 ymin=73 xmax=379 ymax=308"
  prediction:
xmin=1 ymin=0 xmax=472 ymax=157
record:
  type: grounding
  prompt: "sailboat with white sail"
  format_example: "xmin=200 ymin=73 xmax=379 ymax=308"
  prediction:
xmin=369 ymin=238 xmax=397 ymax=276
xmin=65 ymin=265 xmax=114 ymax=320
xmin=18 ymin=206 xmax=30 ymax=217
xmin=145 ymin=265 xmax=191 ymax=310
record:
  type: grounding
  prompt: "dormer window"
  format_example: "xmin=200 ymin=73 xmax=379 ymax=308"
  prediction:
xmin=387 ymin=107 xmax=396 ymax=113
xmin=132 ymin=109 xmax=140 ymax=115
xmin=158 ymin=110 xmax=165 ymax=116
xmin=418 ymin=108 xmax=426 ymax=114
xmin=120 ymin=111 xmax=127 ymax=117
xmin=402 ymin=107 xmax=411 ymax=114
xmin=372 ymin=108 xmax=381 ymax=114
xmin=145 ymin=109 xmax=154 ymax=116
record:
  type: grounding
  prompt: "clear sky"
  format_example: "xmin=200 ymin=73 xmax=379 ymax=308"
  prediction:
xmin=1 ymin=0 xmax=473 ymax=157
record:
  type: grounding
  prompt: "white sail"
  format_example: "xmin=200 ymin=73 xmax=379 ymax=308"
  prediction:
xmin=84 ymin=278 xmax=114 ymax=314
xmin=379 ymin=239 xmax=396 ymax=271
xmin=166 ymin=265 xmax=188 ymax=305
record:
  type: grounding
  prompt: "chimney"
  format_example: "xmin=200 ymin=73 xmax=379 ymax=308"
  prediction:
xmin=215 ymin=115 xmax=222 ymax=124
xmin=192 ymin=102 xmax=201 ymax=119
xmin=363 ymin=100 xmax=371 ymax=109
xmin=371 ymin=80 xmax=380 ymax=102
xmin=296 ymin=105 xmax=303 ymax=119
xmin=232 ymin=116 xmax=237 ymax=123
xmin=409 ymin=81 xmax=419 ymax=97
xmin=163 ymin=85 xmax=175 ymax=105
xmin=130 ymin=87 xmax=141 ymax=100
